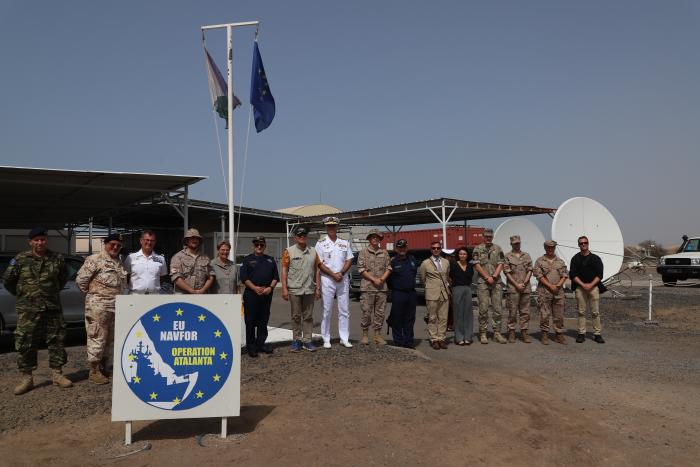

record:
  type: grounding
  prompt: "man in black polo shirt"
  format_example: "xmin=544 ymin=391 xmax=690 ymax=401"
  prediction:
xmin=569 ymin=236 xmax=606 ymax=343
xmin=240 ymin=236 xmax=279 ymax=357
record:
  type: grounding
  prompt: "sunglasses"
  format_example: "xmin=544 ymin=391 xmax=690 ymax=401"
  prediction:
xmin=431 ymin=247 xmax=441 ymax=251
xmin=106 ymin=242 xmax=122 ymax=248
xmin=579 ymin=241 xmax=589 ymax=246
xmin=254 ymin=242 xmax=266 ymax=247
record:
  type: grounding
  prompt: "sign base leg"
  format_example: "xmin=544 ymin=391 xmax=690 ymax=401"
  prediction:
xmin=221 ymin=417 xmax=227 ymax=438
xmin=125 ymin=421 xmax=132 ymax=445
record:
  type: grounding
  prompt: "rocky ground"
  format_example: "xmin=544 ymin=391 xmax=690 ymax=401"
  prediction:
xmin=0 ymin=284 xmax=698 ymax=466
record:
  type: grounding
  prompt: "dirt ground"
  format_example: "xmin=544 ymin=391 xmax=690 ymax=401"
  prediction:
xmin=0 ymin=285 xmax=698 ymax=466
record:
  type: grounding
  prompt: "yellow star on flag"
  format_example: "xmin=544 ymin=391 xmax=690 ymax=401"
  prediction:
xmin=173 ymin=397 xmax=181 ymax=405
xmin=198 ymin=314 xmax=206 ymax=322
xmin=175 ymin=308 xmax=184 ymax=316
xmin=149 ymin=392 xmax=158 ymax=400
xmin=213 ymin=374 xmax=221 ymax=382
xmin=214 ymin=330 xmax=222 ymax=338
xmin=153 ymin=314 xmax=160 ymax=322
xmin=133 ymin=376 xmax=141 ymax=384
xmin=128 ymin=354 xmax=135 ymax=361
xmin=135 ymin=331 xmax=143 ymax=338
xmin=219 ymin=352 xmax=228 ymax=360
xmin=196 ymin=390 xmax=204 ymax=399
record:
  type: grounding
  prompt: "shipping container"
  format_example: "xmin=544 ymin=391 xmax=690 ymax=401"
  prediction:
xmin=380 ymin=226 xmax=485 ymax=250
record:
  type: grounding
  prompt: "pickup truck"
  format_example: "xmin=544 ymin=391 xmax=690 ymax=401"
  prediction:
xmin=657 ymin=235 xmax=700 ymax=285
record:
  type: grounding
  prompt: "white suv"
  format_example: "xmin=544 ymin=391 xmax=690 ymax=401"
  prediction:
xmin=657 ymin=235 xmax=700 ymax=285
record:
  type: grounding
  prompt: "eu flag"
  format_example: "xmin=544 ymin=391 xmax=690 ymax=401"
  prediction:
xmin=250 ymin=41 xmax=275 ymax=133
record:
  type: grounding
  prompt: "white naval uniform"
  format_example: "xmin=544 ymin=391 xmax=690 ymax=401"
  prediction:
xmin=124 ymin=249 xmax=168 ymax=294
xmin=315 ymin=236 xmax=354 ymax=344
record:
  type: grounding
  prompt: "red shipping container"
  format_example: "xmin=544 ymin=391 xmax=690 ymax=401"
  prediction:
xmin=380 ymin=226 xmax=485 ymax=250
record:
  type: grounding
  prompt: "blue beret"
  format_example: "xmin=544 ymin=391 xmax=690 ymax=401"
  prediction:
xmin=28 ymin=227 xmax=48 ymax=239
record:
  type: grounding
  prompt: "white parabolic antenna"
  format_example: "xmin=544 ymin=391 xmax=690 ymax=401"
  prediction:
xmin=494 ymin=218 xmax=546 ymax=289
xmin=551 ymin=197 xmax=624 ymax=281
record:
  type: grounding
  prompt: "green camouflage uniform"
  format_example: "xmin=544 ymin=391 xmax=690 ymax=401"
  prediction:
xmin=3 ymin=250 xmax=68 ymax=372
xmin=473 ymin=242 xmax=505 ymax=334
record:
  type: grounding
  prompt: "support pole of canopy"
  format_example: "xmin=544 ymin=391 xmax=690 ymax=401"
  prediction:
xmin=184 ymin=184 xmax=189 ymax=234
xmin=88 ymin=217 xmax=93 ymax=255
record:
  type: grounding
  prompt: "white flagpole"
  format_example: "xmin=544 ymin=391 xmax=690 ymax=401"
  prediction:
xmin=201 ymin=20 xmax=259 ymax=262
xmin=226 ymin=24 xmax=235 ymax=261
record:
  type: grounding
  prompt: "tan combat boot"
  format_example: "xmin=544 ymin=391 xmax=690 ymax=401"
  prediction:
xmin=540 ymin=332 xmax=550 ymax=345
xmin=493 ymin=332 xmax=507 ymax=344
xmin=374 ymin=332 xmax=387 ymax=346
xmin=479 ymin=333 xmax=488 ymax=344
xmin=507 ymin=329 xmax=516 ymax=343
xmin=14 ymin=371 xmax=34 ymax=396
xmin=52 ymin=368 xmax=73 ymax=388
xmin=361 ymin=329 xmax=369 ymax=345
xmin=89 ymin=362 xmax=110 ymax=385
xmin=555 ymin=333 xmax=568 ymax=345
xmin=521 ymin=329 xmax=531 ymax=344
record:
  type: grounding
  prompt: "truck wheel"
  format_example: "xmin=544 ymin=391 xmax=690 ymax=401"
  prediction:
xmin=662 ymin=275 xmax=677 ymax=286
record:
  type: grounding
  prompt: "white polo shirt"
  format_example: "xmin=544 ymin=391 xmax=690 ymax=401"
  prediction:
xmin=315 ymin=236 xmax=354 ymax=278
xmin=124 ymin=249 xmax=168 ymax=293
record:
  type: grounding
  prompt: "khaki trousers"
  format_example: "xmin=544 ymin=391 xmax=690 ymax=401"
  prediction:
xmin=575 ymin=287 xmax=601 ymax=335
xmin=360 ymin=292 xmax=388 ymax=331
xmin=477 ymin=284 xmax=503 ymax=334
xmin=506 ymin=291 xmax=531 ymax=331
xmin=426 ymin=298 xmax=449 ymax=342
xmin=290 ymin=293 xmax=314 ymax=342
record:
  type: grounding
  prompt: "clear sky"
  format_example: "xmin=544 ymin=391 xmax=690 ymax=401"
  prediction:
xmin=1 ymin=1 xmax=698 ymax=246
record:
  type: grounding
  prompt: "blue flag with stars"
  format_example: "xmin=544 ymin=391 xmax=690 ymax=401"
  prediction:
xmin=250 ymin=41 xmax=275 ymax=133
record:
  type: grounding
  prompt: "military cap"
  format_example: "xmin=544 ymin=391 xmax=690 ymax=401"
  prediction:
xmin=510 ymin=235 xmax=521 ymax=244
xmin=27 ymin=227 xmax=48 ymax=239
xmin=104 ymin=233 xmax=123 ymax=244
xmin=293 ymin=226 xmax=309 ymax=237
xmin=544 ymin=240 xmax=557 ymax=248
xmin=483 ymin=228 xmax=494 ymax=237
xmin=366 ymin=228 xmax=384 ymax=240
xmin=184 ymin=228 xmax=202 ymax=239
xmin=395 ymin=239 xmax=408 ymax=248
xmin=252 ymin=235 xmax=266 ymax=244
xmin=322 ymin=216 xmax=340 ymax=225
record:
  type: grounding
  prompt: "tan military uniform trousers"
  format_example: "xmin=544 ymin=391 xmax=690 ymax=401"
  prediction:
xmin=506 ymin=291 xmax=531 ymax=331
xmin=84 ymin=295 xmax=116 ymax=364
xmin=537 ymin=289 xmax=565 ymax=333
xmin=477 ymin=284 xmax=503 ymax=334
xmin=361 ymin=292 xmax=388 ymax=331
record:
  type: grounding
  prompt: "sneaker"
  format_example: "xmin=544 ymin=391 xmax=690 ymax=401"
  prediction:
xmin=594 ymin=335 xmax=605 ymax=344
xmin=290 ymin=341 xmax=302 ymax=352
xmin=340 ymin=340 xmax=353 ymax=348
xmin=576 ymin=334 xmax=585 ymax=343
xmin=303 ymin=342 xmax=318 ymax=352
xmin=323 ymin=341 xmax=332 ymax=349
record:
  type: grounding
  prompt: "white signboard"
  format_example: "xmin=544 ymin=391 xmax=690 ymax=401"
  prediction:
xmin=112 ymin=295 xmax=241 ymax=423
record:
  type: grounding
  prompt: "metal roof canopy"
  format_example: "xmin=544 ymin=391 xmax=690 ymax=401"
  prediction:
xmin=299 ymin=198 xmax=555 ymax=227
xmin=0 ymin=166 xmax=205 ymax=229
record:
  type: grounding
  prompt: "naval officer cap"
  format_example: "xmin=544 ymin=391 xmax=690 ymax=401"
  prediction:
xmin=28 ymin=227 xmax=48 ymax=239
xmin=104 ymin=233 xmax=123 ymax=244
xmin=322 ymin=216 xmax=340 ymax=225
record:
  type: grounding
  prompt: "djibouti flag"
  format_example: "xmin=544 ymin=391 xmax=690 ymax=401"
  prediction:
xmin=204 ymin=47 xmax=241 ymax=128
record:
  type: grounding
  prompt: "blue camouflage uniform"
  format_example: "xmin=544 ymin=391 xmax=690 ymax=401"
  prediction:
xmin=388 ymin=254 xmax=418 ymax=347
xmin=240 ymin=253 xmax=279 ymax=351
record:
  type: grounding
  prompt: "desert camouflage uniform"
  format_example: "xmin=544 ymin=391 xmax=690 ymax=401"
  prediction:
xmin=533 ymin=255 xmax=567 ymax=333
xmin=76 ymin=251 xmax=127 ymax=364
xmin=357 ymin=246 xmax=392 ymax=331
xmin=170 ymin=248 xmax=213 ymax=293
xmin=504 ymin=251 xmax=533 ymax=331
xmin=3 ymin=250 xmax=68 ymax=372
xmin=473 ymin=242 xmax=505 ymax=333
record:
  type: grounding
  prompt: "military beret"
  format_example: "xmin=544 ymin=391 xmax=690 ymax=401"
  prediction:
xmin=253 ymin=236 xmax=266 ymax=244
xmin=396 ymin=239 xmax=408 ymax=248
xmin=483 ymin=228 xmax=494 ymax=237
xmin=544 ymin=240 xmax=557 ymax=248
xmin=28 ymin=227 xmax=48 ymax=239
xmin=322 ymin=216 xmax=340 ymax=225
xmin=293 ymin=226 xmax=309 ymax=237
xmin=104 ymin=233 xmax=123 ymax=244
xmin=510 ymin=235 xmax=521 ymax=244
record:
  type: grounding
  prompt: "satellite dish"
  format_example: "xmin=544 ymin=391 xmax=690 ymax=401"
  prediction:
xmin=551 ymin=197 xmax=624 ymax=281
xmin=494 ymin=218 xmax=546 ymax=290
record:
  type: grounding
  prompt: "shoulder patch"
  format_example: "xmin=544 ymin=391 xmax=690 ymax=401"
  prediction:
xmin=9 ymin=258 xmax=16 ymax=266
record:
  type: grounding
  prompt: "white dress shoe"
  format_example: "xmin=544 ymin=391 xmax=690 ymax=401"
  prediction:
xmin=340 ymin=340 xmax=353 ymax=348
xmin=323 ymin=341 xmax=332 ymax=349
